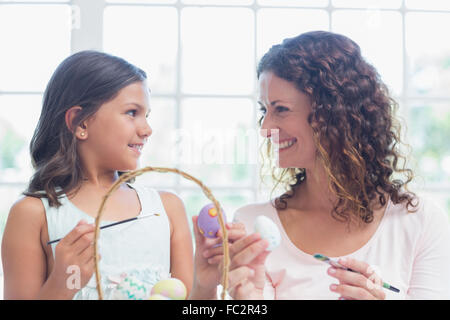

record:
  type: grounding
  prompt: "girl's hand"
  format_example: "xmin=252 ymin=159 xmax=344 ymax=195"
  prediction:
xmin=48 ymin=220 xmax=98 ymax=298
xmin=190 ymin=216 xmax=246 ymax=299
xmin=222 ymin=233 xmax=270 ymax=300
xmin=327 ymin=257 xmax=386 ymax=300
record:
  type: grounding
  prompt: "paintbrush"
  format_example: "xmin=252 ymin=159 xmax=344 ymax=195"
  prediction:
xmin=47 ymin=213 xmax=160 ymax=245
xmin=314 ymin=253 xmax=400 ymax=293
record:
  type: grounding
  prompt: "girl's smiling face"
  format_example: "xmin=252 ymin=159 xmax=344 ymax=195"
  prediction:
xmin=258 ymin=71 xmax=317 ymax=169
xmin=82 ymin=81 xmax=152 ymax=171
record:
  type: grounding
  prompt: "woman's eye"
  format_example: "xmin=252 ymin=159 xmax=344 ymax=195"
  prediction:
xmin=275 ymin=106 xmax=289 ymax=113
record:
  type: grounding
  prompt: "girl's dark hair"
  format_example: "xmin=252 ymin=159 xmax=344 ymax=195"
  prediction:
xmin=24 ymin=50 xmax=147 ymax=207
xmin=257 ymin=31 xmax=417 ymax=225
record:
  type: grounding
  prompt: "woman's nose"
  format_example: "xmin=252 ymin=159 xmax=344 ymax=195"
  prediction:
xmin=259 ymin=114 xmax=278 ymax=139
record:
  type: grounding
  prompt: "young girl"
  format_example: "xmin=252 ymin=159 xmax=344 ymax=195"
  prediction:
xmin=1 ymin=50 xmax=258 ymax=300
xmin=225 ymin=31 xmax=450 ymax=299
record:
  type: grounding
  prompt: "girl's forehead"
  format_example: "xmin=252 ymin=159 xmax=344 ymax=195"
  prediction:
xmin=102 ymin=82 xmax=150 ymax=108
xmin=116 ymin=82 xmax=150 ymax=100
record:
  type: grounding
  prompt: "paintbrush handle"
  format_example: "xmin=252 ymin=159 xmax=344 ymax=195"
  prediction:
xmin=47 ymin=213 xmax=159 ymax=245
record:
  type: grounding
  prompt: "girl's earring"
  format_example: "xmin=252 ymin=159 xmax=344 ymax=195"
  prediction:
xmin=80 ymin=132 xmax=85 ymax=137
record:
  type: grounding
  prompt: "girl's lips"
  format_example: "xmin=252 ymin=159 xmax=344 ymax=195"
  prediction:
xmin=128 ymin=144 xmax=143 ymax=155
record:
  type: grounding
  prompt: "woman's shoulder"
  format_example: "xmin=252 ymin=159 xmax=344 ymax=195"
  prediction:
xmin=416 ymin=196 xmax=450 ymax=228
xmin=233 ymin=200 xmax=275 ymax=223
xmin=388 ymin=195 xmax=449 ymax=231
xmin=235 ymin=200 xmax=274 ymax=213
xmin=391 ymin=195 xmax=450 ymax=257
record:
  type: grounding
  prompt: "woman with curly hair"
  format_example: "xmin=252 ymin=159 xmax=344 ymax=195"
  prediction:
xmin=217 ymin=31 xmax=450 ymax=299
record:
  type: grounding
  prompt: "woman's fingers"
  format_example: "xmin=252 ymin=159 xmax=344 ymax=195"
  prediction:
xmin=229 ymin=238 xmax=269 ymax=269
xmin=338 ymin=258 xmax=386 ymax=299
xmin=227 ymin=266 xmax=259 ymax=300
xmin=328 ymin=257 xmax=386 ymax=300
xmin=217 ymin=234 xmax=268 ymax=272
xmin=229 ymin=233 xmax=262 ymax=256
xmin=331 ymin=283 xmax=377 ymax=300
xmin=228 ymin=266 xmax=255 ymax=289
xmin=206 ymin=254 xmax=223 ymax=265
xmin=217 ymin=222 xmax=246 ymax=242
xmin=228 ymin=279 xmax=257 ymax=300
xmin=328 ymin=267 xmax=368 ymax=289
xmin=203 ymin=224 xmax=250 ymax=259
xmin=204 ymin=222 xmax=247 ymax=258
xmin=338 ymin=258 xmax=371 ymax=279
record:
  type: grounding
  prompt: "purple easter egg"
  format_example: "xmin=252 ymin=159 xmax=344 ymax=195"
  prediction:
xmin=197 ymin=203 xmax=226 ymax=238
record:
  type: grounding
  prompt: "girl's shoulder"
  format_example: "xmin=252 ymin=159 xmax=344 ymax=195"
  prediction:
xmin=130 ymin=184 xmax=184 ymax=210
xmin=157 ymin=190 xmax=186 ymax=235
xmin=8 ymin=196 xmax=46 ymax=224
xmin=157 ymin=190 xmax=185 ymax=214
xmin=131 ymin=185 xmax=185 ymax=217
xmin=4 ymin=196 xmax=46 ymax=244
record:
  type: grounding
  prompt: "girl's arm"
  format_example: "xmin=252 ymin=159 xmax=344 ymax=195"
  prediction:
xmin=2 ymin=197 xmax=97 ymax=299
xmin=189 ymin=215 xmax=252 ymax=299
xmin=2 ymin=197 xmax=49 ymax=299
xmin=159 ymin=191 xmax=194 ymax=296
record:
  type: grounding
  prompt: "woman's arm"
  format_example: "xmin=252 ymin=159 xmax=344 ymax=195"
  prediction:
xmin=159 ymin=191 xmax=194 ymax=296
xmin=407 ymin=201 xmax=450 ymax=299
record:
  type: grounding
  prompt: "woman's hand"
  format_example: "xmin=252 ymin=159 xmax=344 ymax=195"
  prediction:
xmin=224 ymin=233 xmax=270 ymax=300
xmin=47 ymin=220 xmax=98 ymax=298
xmin=190 ymin=216 xmax=247 ymax=299
xmin=328 ymin=257 xmax=386 ymax=300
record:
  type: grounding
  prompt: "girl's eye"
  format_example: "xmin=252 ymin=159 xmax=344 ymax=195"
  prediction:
xmin=259 ymin=107 xmax=267 ymax=115
xmin=126 ymin=109 xmax=137 ymax=117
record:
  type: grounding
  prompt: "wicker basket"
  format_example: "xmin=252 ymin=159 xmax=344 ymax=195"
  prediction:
xmin=93 ymin=166 xmax=229 ymax=300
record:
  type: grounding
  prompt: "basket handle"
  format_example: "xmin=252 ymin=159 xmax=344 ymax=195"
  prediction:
xmin=93 ymin=166 xmax=229 ymax=300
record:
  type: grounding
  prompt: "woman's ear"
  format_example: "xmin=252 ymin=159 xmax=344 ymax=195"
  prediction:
xmin=65 ymin=106 xmax=87 ymax=139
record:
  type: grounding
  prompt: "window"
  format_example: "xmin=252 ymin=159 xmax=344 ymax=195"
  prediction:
xmin=0 ymin=1 xmax=72 ymax=235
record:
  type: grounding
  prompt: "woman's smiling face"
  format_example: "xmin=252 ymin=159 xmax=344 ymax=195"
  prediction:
xmin=258 ymin=71 xmax=317 ymax=169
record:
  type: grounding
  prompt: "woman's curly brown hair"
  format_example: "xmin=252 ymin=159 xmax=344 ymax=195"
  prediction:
xmin=257 ymin=31 xmax=417 ymax=225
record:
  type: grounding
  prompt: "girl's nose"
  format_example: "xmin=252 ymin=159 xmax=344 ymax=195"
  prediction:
xmin=140 ymin=120 xmax=152 ymax=138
